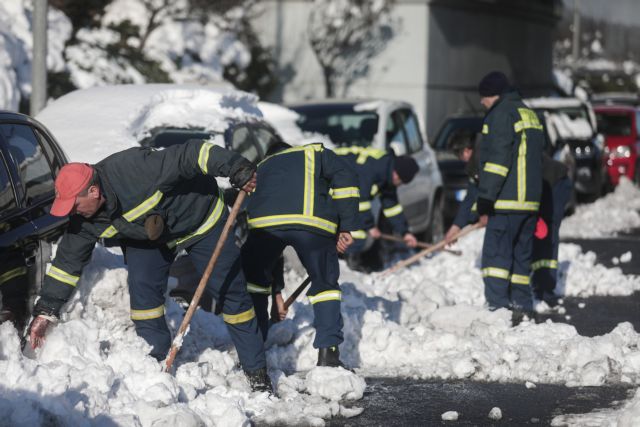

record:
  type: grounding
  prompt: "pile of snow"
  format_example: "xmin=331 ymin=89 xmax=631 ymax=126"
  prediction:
xmin=561 ymin=178 xmax=640 ymax=238
xmin=2 ymin=221 xmax=640 ymax=424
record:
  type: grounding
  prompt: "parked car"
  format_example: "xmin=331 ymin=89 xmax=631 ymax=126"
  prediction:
xmin=0 ymin=111 xmax=69 ymax=326
xmin=432 ymin=115 xmax=576 ymax=227
xmin=287 ymin=100 xmax=445 ymax=242
xmin=594 ymin=105 xmax=640 ymax=186
xmin=524 ymin=97 xmax=607 ymax=201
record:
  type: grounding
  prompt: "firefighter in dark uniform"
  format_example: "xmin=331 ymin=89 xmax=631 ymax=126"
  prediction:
xmin=475 ymin=71 xmax=544 ymax=323
xmin=532 ymin=154 xmax=572 ymax=303
xmin=335 ymin=147 xmax=419 ymax=270
xmin=27 ymin=140 xmax=271 ymax=391
xmin=0 ymin=253 xmax=29 ymax=330
xmin=241 ymin=142 xmax=359 ymax=368
xmin=445 ymin=139 xmax=480 ymax=243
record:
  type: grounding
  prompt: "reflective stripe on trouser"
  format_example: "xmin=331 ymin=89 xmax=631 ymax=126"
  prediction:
xmin=481 ymin=213 xmax=536 ymax=311
xmin=242 ymin=229 xmax=344 ymax=348
xmin=532 ymin=176 xmax=572 ymax=295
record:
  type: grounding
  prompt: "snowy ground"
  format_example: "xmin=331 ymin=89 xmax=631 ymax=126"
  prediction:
xmin=2 ymin=181 xmax=640 ymax=425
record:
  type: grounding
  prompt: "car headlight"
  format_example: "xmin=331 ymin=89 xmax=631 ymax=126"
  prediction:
xmin=609 ymin=145 xmax=632 ymax=159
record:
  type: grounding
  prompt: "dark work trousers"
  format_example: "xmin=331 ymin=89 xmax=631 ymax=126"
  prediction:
xmin=481 ymin=213 xmax=536 ymax=312
xmin=532 ymin=177 xmax=572 ymax=297
xmin=124 ymin=215 xmax=266 ymax=372
xmin=0 ymin=253 xmax=29 ymax=320
xmin=242 ymin=229 xmax=344 ymax=348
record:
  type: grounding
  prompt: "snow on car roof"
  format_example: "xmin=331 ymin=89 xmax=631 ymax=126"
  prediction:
xmin=36 ymin=84 xmax=262 ymax=164
xmin=524 ymin=97 xmax=585 ymax=109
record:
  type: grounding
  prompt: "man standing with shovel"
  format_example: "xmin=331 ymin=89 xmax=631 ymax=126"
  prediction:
xmin=27 ymin=140 xmax=271 ymax=391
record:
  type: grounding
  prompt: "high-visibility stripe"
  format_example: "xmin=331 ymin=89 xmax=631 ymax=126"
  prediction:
xmin=247 ymin=283 xmax=272 ymax=294
xmin=383 ymin=204 xmax=403 ymax=218
xmin=518 ymin=133 xmax=527 ymax=202
xmin=303 ymin=147 xmax=315 ymax=216
xmin=482 ymin=267 xmax=510 ymax=280
xmin=259 ymin=143 xmax=324 ymax=166
xmin=248 ymin=214 xmax=337 ymax=234
xmin=122 ymin=190 xmax=163 ymax=222
xmin=223 ymin=307 xmax=256 ymax=324
xmin=198 ymin=141 xmax=214 ymax=174
xmin=335 ymin=146 xmax=386 ymax=165
xmin=514 ymin=121 xmax=543 ymax=133
xmin=351 ymin=230 xmax=367 ymax=239
xmin=308 ymin=290 xmax=342 ymax=304
xmin=482 ymin=124 xmax=489 ymax=134
xmin=131 ymin=305 xmax=165 ymax=320
xmin=331 ymin=187 xmax=360 ymax=199
xmin=359 ymin=201 xmax=372 ymax=211
xmin=484 ymin=162 xmax=509 ymax=177
xmin=494 ymin=200 xmax=539 ymax=211
xmin=370 ymin=184 xmax=379 ymax=197
xmin=100 ymin=225 xmax=118 ymax=238
xmin=532 ymin=259 xmax=558 ymax=271
xmin=511 ymin=274 xmax=530 ymax=285
xmin=170 ymin=192 xmax=225 ymax=247
xmin=0 ymin=267 xmax=27 ymax=285
xmin=46 ymin=266 xmax=80 ymax=287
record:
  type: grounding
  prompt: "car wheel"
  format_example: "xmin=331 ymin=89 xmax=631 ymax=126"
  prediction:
xmin=425 ymin=195 xmax=445 ymax=243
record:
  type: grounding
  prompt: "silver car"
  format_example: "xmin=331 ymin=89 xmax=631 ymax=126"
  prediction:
xmin=287 ymin=100 xmax=444 ymax=242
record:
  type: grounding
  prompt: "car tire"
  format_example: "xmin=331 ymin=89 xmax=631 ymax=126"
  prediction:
xmin=425 ymin=195 xmax=445 ymax=243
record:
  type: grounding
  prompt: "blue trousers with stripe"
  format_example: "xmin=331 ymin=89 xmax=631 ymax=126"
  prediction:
xmin=241 ymin=229 xmax=344 ymax=348
xmin=125 ymin=216 xmax=266 ymax=371
xmin=482 ymin=213 xmax=536 ymax=312
xmin=532 ymin=177 xmax=572 ymax=297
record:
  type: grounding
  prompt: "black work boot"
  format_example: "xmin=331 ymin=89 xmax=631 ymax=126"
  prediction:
xmin=245 ymin=367 xmax=273 ymax=394
xmin=317 ymin=346 xmax=345 ymax=368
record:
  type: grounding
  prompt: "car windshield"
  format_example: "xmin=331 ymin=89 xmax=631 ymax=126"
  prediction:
xmin=596 ymin=112 xmax=632 ymax=136
xmin=291 ymin=105 xmax=379 ymax=147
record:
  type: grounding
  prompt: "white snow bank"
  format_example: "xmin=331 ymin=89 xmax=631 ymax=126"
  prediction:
xmin=561 ymin=178 xmax=640 ymax=238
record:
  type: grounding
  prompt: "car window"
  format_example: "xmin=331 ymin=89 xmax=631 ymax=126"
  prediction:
xmin=396 ymin=110 xmax=424 ymax=153
xmin=0 ymin=153 xmax=17 ymax=215
xmin=1 ymin=124 xmax=54 ymax=203
xmin=387 ymin=112 xmax=408 ymax=155
xmin=596 ymin=112 xmax=632 ymax=136
xmin=293 ymin=106 xmax=378 ymax=147
xmin=252 ymin=127 xmax=281 ymax=160
xmin=34 ymin=129 xmax=62 ymax=174
xmin=231 ymin=126 xmax=260 ymax=162
xmin=142 ymin=128 xmax=216 ymax=149
xmin=636 ymin=110 xmax=640 ymax=133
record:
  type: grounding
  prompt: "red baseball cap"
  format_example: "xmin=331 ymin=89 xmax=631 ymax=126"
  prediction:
xmin=50 ymin=163 xmax=94 ymax=217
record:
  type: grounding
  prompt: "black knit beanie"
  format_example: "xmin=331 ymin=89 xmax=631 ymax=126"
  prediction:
xmin=478 ymin=71 xmax=509 ymax=97
xmin=393 ymin=155 xmax=419 ymax=184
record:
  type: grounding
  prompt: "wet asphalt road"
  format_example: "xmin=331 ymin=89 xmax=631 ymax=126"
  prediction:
xmin=327 ymin=230 xmax=640 ymax=426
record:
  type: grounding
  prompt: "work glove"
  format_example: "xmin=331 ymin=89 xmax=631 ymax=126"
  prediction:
xmin=476 ymin=197 xmax=494 ymax=216
xmin=534 ymin=217 xmax=548 ymax=240
xmin=28 ymin=314 xmax=56 ymax=349
xmin=144 ymin=214 xmax=164 ymax=241
xmin=229 ymin=159 xmax=257 ymax=190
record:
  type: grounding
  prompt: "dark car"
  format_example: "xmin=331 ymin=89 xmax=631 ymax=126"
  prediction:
xmin=433 ymin=115 xmax=577 ymax=227
xmin=0 ymin=111 xmax=68 ymax=328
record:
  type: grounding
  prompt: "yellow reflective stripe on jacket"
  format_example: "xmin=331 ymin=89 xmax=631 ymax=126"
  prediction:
xmin=259 ymin=143 xmax=324 ymax=166
xmin=482 ymin=267 xmax=510 ymax=280
xmin=532 ymin=259 xmax=558 ymax=271
xmin=248 ymin=214 xmax=338 ymax=234
xmin=98 ymin=190 xmax=163 ymax=239
xmin=308 ymin=290 xmax=342 ymax=304
xmin=334 ymin=146 xmax=386 ymax=165
xmin=170 ymin=192 xmax=225 ymax=247
xmin=303 ymin=147 xmax=315 ymax=215
xmin=47 ymin=266 xmax=80 ymax=287
xmin=359 ymin=201 xmax=372 ymax=211
xmin=223 ymin=307 xmax=256 ymax=324
xmin=131 ymin=305 xmax=165 ymax=320
xmin=331 ymin=187 xmax=360 ymax=199
xmin=493 ymin=200 xmax=539 ymax=211
xmin=370 ymin=184 xmax=379 ymax=197
xmin=484 ymin=162 xmax=509 ymax=177
xmin=100 ymin=225 xmax=118 ymax=238
xmin=383 ymin=204 xmax=403 ymax=218
xmin=0 ymin=267 xmax=27 ymax=285
xmin=198 ymin=141 xmax=215 ymax=174
xmin=514 ymin=121 xmax=543 ymax=133
xmin=518 ymin=133 xmax=527 ymax=202
xmin=514 ymin=108 xmax=543 ymax=133
xmin=351 ymin=229 xmax=367 ymax=239
xmin=122 ymin=190 xmax=163 ymax=222
xmin=511 ymin=274 xmax=530 ymax=285
xmin=247 ymin=283 xmax=271 ymax=294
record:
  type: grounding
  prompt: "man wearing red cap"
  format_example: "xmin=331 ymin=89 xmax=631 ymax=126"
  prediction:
xmin=28 ymin=140 xmax=271 ymax=391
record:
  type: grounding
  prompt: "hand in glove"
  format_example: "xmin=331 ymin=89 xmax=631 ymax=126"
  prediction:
xmin=230 ymin=159 xmax=257 ymax=191
xmin=29 ymin=315 xmax=54 ymax=349
xmin=476 ymin=197 xmax=494 ymax=216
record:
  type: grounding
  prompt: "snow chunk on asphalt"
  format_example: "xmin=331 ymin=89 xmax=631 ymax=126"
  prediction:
xmin=442 ymin=411 xmax=459 ymax=421
xmin=305 ymin=367 xmax=366 ymax=401
xmin=488 ymin=407 xmax=502 ymax=420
